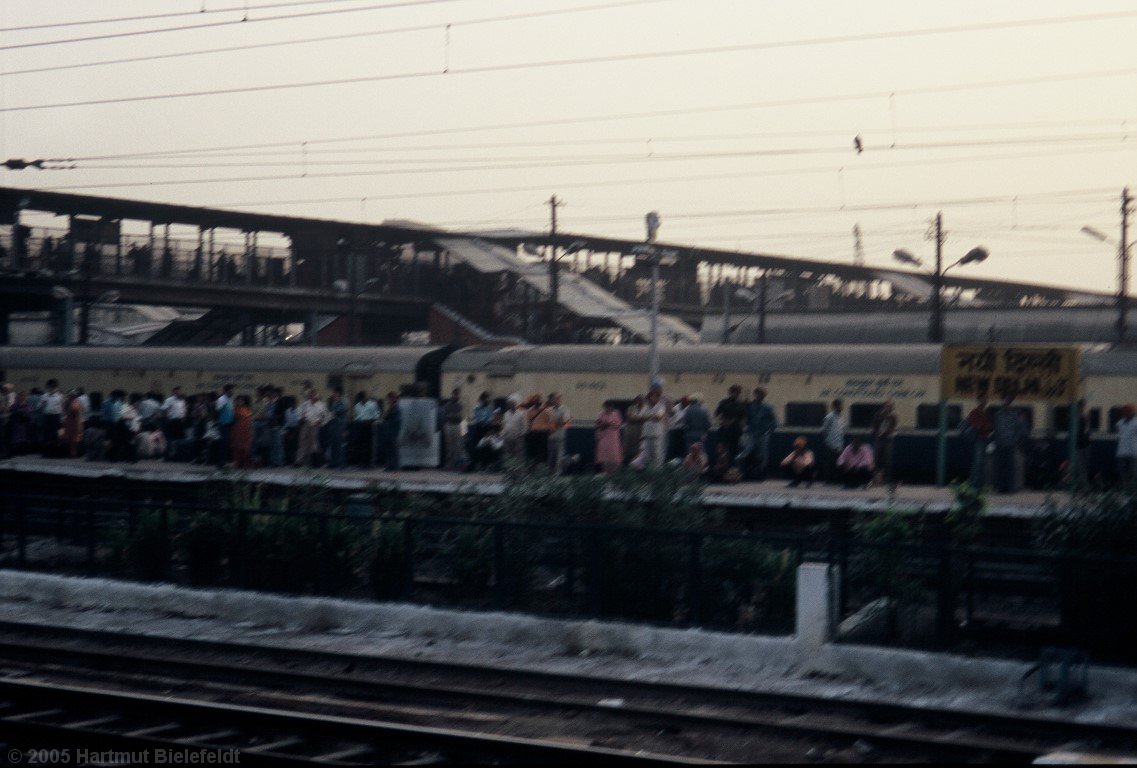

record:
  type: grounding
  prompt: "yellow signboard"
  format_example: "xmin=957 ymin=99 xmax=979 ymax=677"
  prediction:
xmin=941 ymin=345 xmax=1080 ymax=403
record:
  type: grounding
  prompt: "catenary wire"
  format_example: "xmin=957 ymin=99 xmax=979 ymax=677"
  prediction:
xmin=0 ymin=0 xmax=480 ymax=51
xmin=0 ymin=0 xmax=676 ymax=76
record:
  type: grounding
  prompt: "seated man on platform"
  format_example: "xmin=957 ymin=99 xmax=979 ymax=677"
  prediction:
xmin=836 ymin=435 xmax=875 ymax=489
xmin=780 ymin=436 xmax=817 ymax=487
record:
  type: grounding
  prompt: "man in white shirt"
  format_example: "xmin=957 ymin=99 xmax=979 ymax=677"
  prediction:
xmin=162 ymin=386 xmax=188 ymax=441
xmin=819 ymin=399 xmax=846 ymax=484
xmin=640 ymin=385 xmax=669 ymax=468
xmin=138 ymin=391 xmax=162 ymax=426
xmin=39 ymin=379 xmax=64 ymax=450
xmin=546 ymin=392 xmax=572 ymax=473
xmin=500 ymin=394 xmax=528 ymax=462
xmin=295 ymin=389 xmax=330 ymax=468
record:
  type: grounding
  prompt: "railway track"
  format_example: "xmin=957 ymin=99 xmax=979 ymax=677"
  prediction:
xmin=1 ymin=620 xmax=1135 ymax=763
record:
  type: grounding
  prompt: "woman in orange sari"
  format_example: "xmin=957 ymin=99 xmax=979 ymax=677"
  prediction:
xmin=61 ymin=392 xmax=84 ymax=458
xmin=231 ymin=395 xmax=254 ymax=469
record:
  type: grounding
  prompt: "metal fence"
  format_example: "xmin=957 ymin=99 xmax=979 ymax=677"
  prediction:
xmin=1 ymin=492 xmax=1134 ymax=660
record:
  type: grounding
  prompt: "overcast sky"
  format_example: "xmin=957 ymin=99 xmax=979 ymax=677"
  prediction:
xmin=1 ymin=0 xmax=1134 ymax=292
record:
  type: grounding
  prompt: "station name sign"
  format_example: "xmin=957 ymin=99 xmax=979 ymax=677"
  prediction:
xmin=941 ymin=345 xmax=1080 ymax=403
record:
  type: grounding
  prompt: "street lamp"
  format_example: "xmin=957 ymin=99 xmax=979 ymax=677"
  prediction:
xmin=722 ymin=283 xmax=794 ymax=344
xmin=547 ymin=239 xmax=586 ymax=341
xmin=336 ymin=276 xmax=381 ymax=346
xmin=50 ymin=285 xmax=74 ymax=345
xmin=892 ymin=212 xmax=989 ymax=343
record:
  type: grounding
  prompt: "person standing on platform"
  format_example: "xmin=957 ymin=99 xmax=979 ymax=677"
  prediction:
xmin=682 ymin=393 xmax=711 ymax=454
xmin=500 ymin=394 xmax=528 ymax=463
xmin=162 ymin=386 xmax=187 ymax=442
xmin=594 ymin=400 xmax=624 ymax=474
xmin=819 ymin=399 xmax=846 ymax=483
xmin=440 ymin=388 xmax=464 ymax=470
xmin=622 ymin=395 xmax=646 ymax=467
xmin=62 ymin=391 xmax=84 ymax=458
xmin=744 ymin=387 xmax=778 ymax=480
xmin=351 ymin=391 xmax=379 ymax=468
xmin=641 ymin=384 xmax=669 ymax=468
xmin=715 ymin=385 xmax=746 ymax=462
xmin=467 ymin=391 xmax=495 ymax=468
xmin=214 ymin=384 xmax=235 ymax=468
xmin=964 ymin=396 xmax=994 ymax=488
xmin=545 ymin=392 xmax=572 ymax=473
xmin=325 ymin=388 xmax=347 ymax=469
xmin=379 ymin=391 xmax=402 ymax=471
xmin=527 ymin=394 xmax=555 ymax=468
xmin=295 ymin=388 xmax=329 ymax=468
xmin=1114 ymin=404 xmax=1137 ymax=485
xmin=1074 ymin=399 xmax=1091 ymax=486
xmin=668 ymin=395 xmax=690 ymax=461
xmin=230 ymin=395 xmax=254 ymax=469
xmin=39 ymin=379 xmax=64 ymax=455
xmin=993 ymin=395 xmax=1029 ymax=493
xmin=870 ymin=400 xmax=899 ymax=488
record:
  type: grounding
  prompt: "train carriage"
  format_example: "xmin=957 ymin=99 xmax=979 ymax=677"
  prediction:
xmin=3 ymin=343 xmax=1136 ymax=483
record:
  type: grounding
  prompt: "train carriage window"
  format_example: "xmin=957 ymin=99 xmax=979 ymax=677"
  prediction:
xmin=1108 ymin=406 xmax=1127 ymax=433
xmin=784 ymin=402 xmax=827 ymax=428
xmin=1053 ymin=406 xmax=1101 ymax=432
xmin=849 ymin=403 xmax=884 ymax=429
xmin=915 ymin=404 xmax=962 ymax=430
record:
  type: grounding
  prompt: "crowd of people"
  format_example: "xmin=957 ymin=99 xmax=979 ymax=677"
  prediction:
xmin=0 ymin=379 xmax=406 ymax=471
xmin=0 ymin=377 xmax=1131 ymax=492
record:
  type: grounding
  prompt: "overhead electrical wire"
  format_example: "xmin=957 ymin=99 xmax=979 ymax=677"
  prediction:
xmin=1 ymin=0 xmax=676 ymax=77
xmin=43 ymin=141 xmax=1136 ymax=192
xmin=0 ymin=0 xmax=402 ymax=32
xmin=65 ymin=133 xmax=1134 ymax=171
xmin=6 ymin=30 xmax=1137 ymax=112
xmin=0 ymin=0 xmax=478 ymax=51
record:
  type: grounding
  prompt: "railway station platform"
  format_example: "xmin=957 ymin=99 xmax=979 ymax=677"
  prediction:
xmin=1 ymin=456 xmax=1063 ymax=518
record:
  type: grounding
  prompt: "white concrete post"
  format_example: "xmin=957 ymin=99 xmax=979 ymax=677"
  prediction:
xmin=796 ymin=562 xmax=834 ymax=654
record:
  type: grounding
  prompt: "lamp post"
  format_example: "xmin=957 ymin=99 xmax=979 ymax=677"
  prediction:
xmin=50 ymin=286 xmax=74 ymax=345
xmin=893 ymin=212 xmax=988 ymax=343
xmin=721 ymin=283 xmax=795 ymax=344
xmin=336 ymin=275 xmax=380 ymax=346
xmin=1082 ymin=186 xmax=1132 ymax=342
xmin=546 ymin=239 xmax=586 ymax=342
xmin=645 ymin=212 xmax=662 ymax=385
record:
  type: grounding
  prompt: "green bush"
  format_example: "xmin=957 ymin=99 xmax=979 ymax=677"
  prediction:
xmin=851 ymin=509 xmax=923 ymax=640
xmin=699 ymin=537 xmax=798 ymax=631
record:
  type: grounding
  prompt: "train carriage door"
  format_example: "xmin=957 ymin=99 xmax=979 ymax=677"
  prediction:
xmin=414 ymin=346 xmax=455 ymax=399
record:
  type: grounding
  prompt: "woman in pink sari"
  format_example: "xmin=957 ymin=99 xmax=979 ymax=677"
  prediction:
xmin=594 ymin=400 xmax=624 ymax=474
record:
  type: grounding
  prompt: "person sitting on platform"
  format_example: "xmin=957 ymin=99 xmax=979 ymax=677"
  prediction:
xmin=472 ymin=424 xmax=505 ymax=471
xmin=836 ymin=434 xmax=875 ymax=488
xmin=681 ymin=439 xmax=708 ymax=476
xmin=780 ymin=436 xmax=816 ymax=487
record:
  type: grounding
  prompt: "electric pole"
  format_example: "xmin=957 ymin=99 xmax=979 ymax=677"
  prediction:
xmin=930 ymin=212 xmax=944 ymax=344
xmin=546 ymin=194 xmax=564 ymax=341
xmin=1119 ymin=187 xmax=1132 ymax=342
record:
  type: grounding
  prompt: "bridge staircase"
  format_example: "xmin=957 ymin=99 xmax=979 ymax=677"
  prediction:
xmin=434 ymin=237 xmax=699 ymax=344
xmin=142 ymin=308 xmax=251 ymax=346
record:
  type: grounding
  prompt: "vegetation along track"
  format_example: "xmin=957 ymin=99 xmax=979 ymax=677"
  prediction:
xmin=1 ymin=621 xmax=1135 ymax=763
